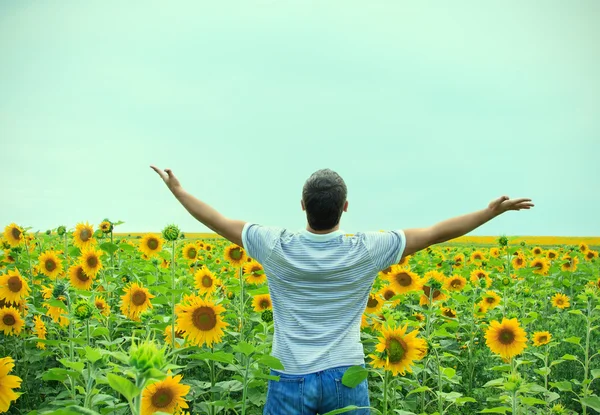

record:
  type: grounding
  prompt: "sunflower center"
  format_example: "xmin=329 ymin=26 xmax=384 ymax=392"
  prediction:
xmin=367 ymin=297 xmax=379 ymax=308
xmin=11 ymin=227 xmax=22 ymax=240
xmin=187 ymin=247 xmax=197 ymax=258
xmin=485 ymin=297 xmax=495 ymax=304
xmin=150 ymin=387 xmax=174 ymax=408
xmin=534 ymin=262 xmax=543 ymax=269
xmin=192 ymin=306 xmax=217 ymax=331
xmin=382 ymin=266 xmax=392 ymax=275
xmin=395 ymin=272 xmax=412 ymax=287
xmin=87 ymin=255 xmax=98 ymax=268
xmin=260 ymin=300 xmax=270 ymax=309
xmin=45 ymin=259 xmax=57 ymax=272
xmin=498 ymin=328 xmax=515 ymax=345
xmin=451 ymin=279 xmax=461 ymax=288
xmin=131 ymin=290 xmax=147 ymax=306
xmin=95 ymin=301 xmax=105 ymax=310
xmin=77 ymin=267 xmax=89 ymax=282
xmin=387 ymin=338 xmax=406 ymax=363
xmin=80 ymin=229 xmax=91 ymax=242
xmin=147 ymin=238 xmax=159 ymax=250
xmin=230 ymin=248 xmax=242 ymax=260
xmin=549 ymin=252 xmax=556 ymax=259
xmin=556 ymin=299 xmax=564 ymax=305
xmin=516 ymin=258 xmax=523 ymax=265
xmin=202 ymin=276 xmax=213 ymax=288
xmin=422 ymin=286 xmax=440 ymax=298
xmin=538 ymin=335 xmax=547 ymax=343
xmin=3 ymin=314 xmax=16 ymax=326
xmin=7 ymin=276 xmax=23 ymax=293
xmin=474 ymin=254 xmax=482 ymax=260
xmin=383 ymin=290 xmax=394 ymax=301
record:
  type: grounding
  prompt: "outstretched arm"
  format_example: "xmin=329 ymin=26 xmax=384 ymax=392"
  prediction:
xmin=150 ymin=165 xmax=246 ymax=246
xmin=402 ymin=196 xmax=534 ymax=258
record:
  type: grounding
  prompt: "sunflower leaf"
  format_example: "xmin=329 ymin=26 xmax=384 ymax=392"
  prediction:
xmin=479 ymin=407 xmax=511 ymax=414
xmin=341 ymin=366 xmax=368 ymax=388
xmin=563 ymin=337 xmax=581 ymax=345
xmin=48 ymin=299 xmax=68 ymax=312
xmin=99 ymin=242 xmax=118 ymax=255
xmin=107 ymin=373 xmax=140 ymax=402
xmin=580 ymin=396 xmax=600 ymax=412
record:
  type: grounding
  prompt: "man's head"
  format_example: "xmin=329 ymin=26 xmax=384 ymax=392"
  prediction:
xmin=301 ymin=169 xmax=348 ymax=231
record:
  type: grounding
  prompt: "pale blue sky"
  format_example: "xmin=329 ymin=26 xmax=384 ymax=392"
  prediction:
xmin=1 ymin=1 xmax=599 ymax=236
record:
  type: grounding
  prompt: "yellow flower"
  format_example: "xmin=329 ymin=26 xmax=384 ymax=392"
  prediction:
xmin=444 ymin=275 xmax=467 ymax=292
xmin=485 ymin=318 xmax=527 ymax=359
xmin=533 ymin=331 xmax=552 ymax=347
xmin=511 ymin=254 xmax=526 ymax=270
xmin=419 ymin=285 xmax=447 ymax=305
xmin=3 ymin=224 xmax=24 ymax=247
xmin=37 ymin=250 xmax=63 ymax=279
xmin=530 ymin=258 xmax=550 ymax=275
xmin=182 ymin=243 xmax=199 ymax=262
xmin=139 ymin=234 xmax=164 ymax=258
xmin=69 ymin=264 xmax=93 ymax=290
xmin=80 ymin=247 xmax=103 ymax=277
xmin=364 ymin=293 xmax=384 ymax=314
xmin=0 ymin=307 xmax=25 ymax=336
xmin=579 ymin=243 xmax=589 ymax=253
xmin=480 ymin=291 xmax=502 ymax=310
xmin=120 ymin=283 xmax=154 ymax=321
xmin=252 ymin=294 xmax=272 ymax=312
xmin=387 ymin=266 xmax=423 ymax=294
xmin=243 ymin=260 xmax=267 ymax=285
xmin=0 ymin=356 xmax=22 ymax=413
xmin=561 ymin=256 xmax=578 ymax=272
xmin=470 ymin=250 xmax=485 ymax=262
xmin=163 ymin=325 xmax=186 ymax=349
xmin=193 ymin=266 xmax=221 ymax=296
xmin=0 ymin=269 xmax=31 ymax=305
xmin=532 ymin=246 xmax=543 ymax=256
xmin=141 ymin=374 xmax=190 ymax=415
xmin=34 ymin=315 xmax=47 ymax=349
xmin=546 ymin=250 xmax=558 ymax=261
xmin=44 ymin=299 xmax=69 ymax=327
xmin=176 ymin=295 xmax=228 ymax=347
xmin=369 ymin=325 xmax=427 ymax=376
xmin=551 ymin=293 xmax=570 ymax=309
xmin=94 ymin=297 xmax=110 ymax=316
xmin=223 ymin=244 xmax=247 ymax=266
xmin=585 ymin=250 xmax=599 ymax=261
xmin=73 ymin=222 xmax=96 ymax=250
xmin=378 ymin=285 xmax=400 ymax=307
xmin=470 ymin=269 xmax=492 ymax=288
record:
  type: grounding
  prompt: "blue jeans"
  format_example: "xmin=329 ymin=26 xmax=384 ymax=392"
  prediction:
xmin=263 ymin=365 xmax=370 ymax=415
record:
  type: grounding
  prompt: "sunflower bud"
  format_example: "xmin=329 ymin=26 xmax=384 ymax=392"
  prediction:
xmin=73 ymin=300 xmax=94 ymax=320
xmin=498 ymin=236 xmax=508 ymax=247
xmin=57 ymin=226 xmax=66 ymax=236
xmin=99 ymin=219 xmax=113 ymax=234
xmin=45 ymin=230 xmax=51 ymax=235
xmin=52 ymin=281 xmax=69 ymax=300
xmin=162 ymin=224 xmax=181 ymax=242
xmin=261 ymin=310 xmax=273 ymax=323
xmin=129 ymin=340 xmax=167 ymax=377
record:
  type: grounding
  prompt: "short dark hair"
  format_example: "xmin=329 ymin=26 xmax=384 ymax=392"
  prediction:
xmin=302 ymin=169 xmax=347 ymax=231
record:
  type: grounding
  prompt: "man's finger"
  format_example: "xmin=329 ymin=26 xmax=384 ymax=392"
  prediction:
xmin=150 ymin=165 xmax=167 ymax=181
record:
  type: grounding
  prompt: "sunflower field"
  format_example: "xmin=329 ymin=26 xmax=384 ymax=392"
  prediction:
xmin=1 ymin=221 xmax=600 ymax=415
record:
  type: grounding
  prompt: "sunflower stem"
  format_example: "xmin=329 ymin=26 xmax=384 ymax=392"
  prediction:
xmin=241 ymin=353 xmax=252 ymax=415
xmin=171 ymin=240 xmax=176 ymax=353
xmin=382 ymin=369 xmax=389 ymax=415
xmin=210 ymin=345 xmax=216 ymax=415
xmin=239 ymin=266 xmax=245 ymax=342
xmin=23 ymin=236 xmax=34 ymax=287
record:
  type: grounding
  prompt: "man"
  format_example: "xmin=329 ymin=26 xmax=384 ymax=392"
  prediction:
xmin=151 ymin=166 xmax=533 ymax=415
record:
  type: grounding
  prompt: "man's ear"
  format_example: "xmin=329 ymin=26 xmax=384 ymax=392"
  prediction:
xmin=301 ymin=199 xmax=306 ymax=211
xmin=343 ymin=200 xmax=349 ymax=212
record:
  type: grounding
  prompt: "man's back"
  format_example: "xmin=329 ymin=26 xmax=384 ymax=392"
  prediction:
xmin=242 ymin=224 xmax=406 ymax=375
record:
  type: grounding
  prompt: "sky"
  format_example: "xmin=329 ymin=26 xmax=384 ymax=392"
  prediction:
xmin=1 ymin=0 xmax=599 ymax=236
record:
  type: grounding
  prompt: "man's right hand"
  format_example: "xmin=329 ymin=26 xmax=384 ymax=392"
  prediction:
xmin=150 ymin=165 xmax=183 ymax=193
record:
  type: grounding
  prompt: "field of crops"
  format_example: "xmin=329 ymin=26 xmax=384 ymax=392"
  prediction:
xmin=1 ymin=221 xmax=599 ymax=415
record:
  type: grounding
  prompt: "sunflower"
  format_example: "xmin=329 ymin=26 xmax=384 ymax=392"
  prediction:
xmin=419 ymin=285 xmax=447 ymax=305
xmin=203 ymin=243 xmax=213 ymax=252
xmin=36 ymin=250 xmax=62 ymax=279
xmin=33 ymin=315 xmax=47 ymax=349
xmin=243 ymin=260 xmax=267 ymax=285
xmin=561 ymin=256 xmax=578 ymax=272
xmin=0 ymin=356 xmax=22 ymax=413
xmin=481 ymin=291 xmax=502 ymax=310
xmin=469 ymin=269 xmax=492 ymax=288
xmin=532 ymin=246 xmax=543 ymax=256
xmin=546 ymin=250 xmax=558 ymax=261
xmin=0 ymin=269 xmax=31 ymax=305
xmin=141 ymin=374 xmax=190 ymax=415
xmin=223 ymin=244 xmax=247 ymax=266
xmin=252 ymin=294 xmax=272 ymax=312
xmin=120 ymin=282 xmax=155 ymax=321
xmin=193 ymin=267 xmax=221 ymax=296
xmin=398 ymin=255 xmax=411 ymax=268
xmin=176 ymin=295 xmax=228 ymax=347
xmin=44 ymin=299 xmax=69 ymax=327
xmin=182 ymin=243 xmax=198 ymax=262
xmin=2 ymin=249 xmax=15 ymax=264
xmin=511 ymin=254 xmax=526 ymax=270
xmin=0 ymin=307 xmax=24 ymax=335
xmin=490 ymin=248 xmax=500 ymax=258
xmin=424 ymin=270 xmax=446 ymax=284
xmin=94 ymin=297 xmax=110 ymax=316
xmin=444 ymin=275 xmax=467 ymax=292
xmin=551 ymin=293 xmax=570 ymax=309
xmin=470 ymin=250 xmax=485 ymax=262
xmin=368 ymin=325 xmax=428 ymax=376
xmin=579 ymin=243 xmax=589 ymax=253
xmin=3 ymin=223 xmax=24 ymax=247
xmin=452 ymin=253 xmax=465 ymax=268
xmin=73 ymin=222 xmax=96 ymax=249
xmin=364 ymin=294 xmax=384 ymax=314
xmin=80 ymin=247 xmax=103 ymax=277
xmin=69 ymin=264 xmax=93 ymax=290
xmin=442 ymin=307 xmax=457 ymax=319
xmin=139 ymin=234 xmax=164 ymax=258
xmin=530 ymin=258 xmax=550 ymax=275
xmin=99 ymin=221 xmax=112 ymax=233
xmin=484 ymin=318 xmax=527 ymax=359
xmin=164 ymin=325 xmax=186 ymax=349
xmin=387 ymin=266 xmax=423 ymax=294
xmin=473 ymin=304 xmax=487 ymax=319
xmin=533 ymin=331 xmax=552 ymax=347
xmin=378 ymin=285 xmax=400 ymax=307
xmin=585 ymin=250 xmax=599 ymax=261
xmin=413 ymin=312 xmax=425 ymax=323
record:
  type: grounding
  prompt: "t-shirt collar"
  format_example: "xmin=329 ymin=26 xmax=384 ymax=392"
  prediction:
xmin=300 ymin=229 xmax=345 ymax=242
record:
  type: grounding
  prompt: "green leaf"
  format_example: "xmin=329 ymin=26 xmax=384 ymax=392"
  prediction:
xmin=456 ymin=397 xmax=477 ymax=405
xmin=42 ymin=368 xmax=69 ymax=382
xmin=534 ymin=368 xmax=550 ymax=376
xmin=407 ymin=386 xmax=431 ymax=396
xmin=258 ymin=355 xmax=285 ymax=371
xmin=60 ymin=359 xmax=85 ymax=374
xmin=550 ymin=381 xmax=572 ymax=392
xmin=107 ymin=373 xmax=140 ymax=402
xmin=233 ymin=341 xmax=255 ymax=356
xmin=85 ymin=347 xmax=102 ymax=363
xmin=91 ymin=327 xmax=109 ymax=337
xmin=560 ymin=354 xmax=578 ymax=361
xmin=591 ymin=369 xmax=600 ymax=379
xmin=580 ymin=396 xmax=600 ymax=412
xmin=479 ymin=407 xmax=511 ymax=414
xmin=48 ymin=299 xmax=68 ymax=312
xmin=519 ymin=397 xmax=546 ymax=406
xmin=441 ymin=367 xmax=456 ymax=379
xmin=483 ymin=378 xmax=505 ymax=388
xmin=563 ymin=337 xmax=581 ymax=345
xmin=340 ymin=366 xmax=368 ymax=388
xmin=188 ymin=351 xmax=235 ymax=364
xmin=99 ymin=242 xmax=118 ymax=255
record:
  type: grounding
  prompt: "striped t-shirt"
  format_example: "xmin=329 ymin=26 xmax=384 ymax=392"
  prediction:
xmin=241 ymin=223 xmax=406 ymax=375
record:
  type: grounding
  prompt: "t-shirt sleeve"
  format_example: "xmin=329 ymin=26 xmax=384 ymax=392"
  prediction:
xmin=241 ymin=223 xmax=282 ymax=265
xmin=363 ymin=230 xmax=407 ymax=272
